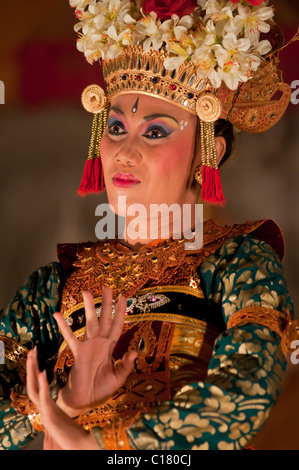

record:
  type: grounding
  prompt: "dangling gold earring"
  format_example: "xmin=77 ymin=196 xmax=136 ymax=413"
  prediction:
xmin=195 ymin=93 xmax=225 ymax=205
xmin=78 ymin=84 xmax=108 ymax=196
xmin=194 ymin=163 xmax=202 ymax=185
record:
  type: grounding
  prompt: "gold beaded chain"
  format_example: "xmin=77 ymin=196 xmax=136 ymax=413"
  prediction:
xmin=87 ymin=109 xmax=108 ymax=160
xmin=200 ymin=120 xmax=218 ymax=170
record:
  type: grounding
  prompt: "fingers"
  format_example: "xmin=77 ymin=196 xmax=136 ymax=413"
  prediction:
xmin=99 ymin=286 xmax=127 ymax=343
xmin=55 ymin=286 xmax=127 ymax=348
xmin=108 ymin=294 xmax=127 ymax=343
xmin=53 ymin=312 xmax=79 ymax=355
xmin=37 ymin=371 xmax=93 ymax=450
xmin=113 ymin=350 xmax=138 ymax=387
xmin=98 ymin=285 xmax=114 ymax=337
xmin=26 ymin=347 xmax=40 ymax=406
xmin=38 ymin=370 xmax=52 ymax=412
xmin=82 ymin=291 xmax=100 ymax=340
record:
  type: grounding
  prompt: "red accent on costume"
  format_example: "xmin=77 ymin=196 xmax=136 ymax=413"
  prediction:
xmin=142 ymin=0 xmax=197 ymax=20
xmin=201 ymin=166 xmax=225 ymax=206
xmin=77 ymin=158 xmax=105 ymax=195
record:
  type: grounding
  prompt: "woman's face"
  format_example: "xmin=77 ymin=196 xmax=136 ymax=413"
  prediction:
xmin=100 ymin=93 xmax=199 ymax=216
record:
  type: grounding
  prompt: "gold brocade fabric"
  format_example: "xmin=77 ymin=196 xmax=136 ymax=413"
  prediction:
xmin=227 ymin=306 xmax=299 ymax=358
xmin=57 ymin=218 xmax=271 ymax=324
xmin=52 ymin=218 xmax=282 ymax=445
xmin=8 ymin=218 xmax=291 ymax=448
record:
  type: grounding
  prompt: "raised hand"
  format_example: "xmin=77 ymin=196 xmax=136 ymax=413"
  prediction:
xmin=26 ymin=366 xmax=101 ymax=450
xmin=27 ymin=286 xmax=137 ymax=419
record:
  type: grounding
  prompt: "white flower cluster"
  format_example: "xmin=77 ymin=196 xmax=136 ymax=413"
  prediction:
xmin=70 ymin=0 xmax=274 ymax=90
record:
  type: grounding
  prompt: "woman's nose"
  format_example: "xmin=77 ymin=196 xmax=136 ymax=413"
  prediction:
xmin=114 ymin=138 xmax=142 ymax=166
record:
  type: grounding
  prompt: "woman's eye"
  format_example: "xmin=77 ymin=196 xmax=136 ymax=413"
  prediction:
xmin=143 ymin=127 xmax=171 ymax=140
xmin=108 ymin=122 xmax=126 ymax=136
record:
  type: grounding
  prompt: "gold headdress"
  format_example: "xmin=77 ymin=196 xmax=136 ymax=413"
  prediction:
xmin=72 ymin=0 xmax=295 ymax=205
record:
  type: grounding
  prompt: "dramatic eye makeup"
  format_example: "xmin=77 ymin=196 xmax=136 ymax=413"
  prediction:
xmin=142 ymin=116 xmax=178 ymax=140
xmin=142 ymin=122 xmax=175 ymax=139
xmin=107 ymin=117 xmax=127 ymax=136
xmin=107 ymin=107 xmax=179 ymax=139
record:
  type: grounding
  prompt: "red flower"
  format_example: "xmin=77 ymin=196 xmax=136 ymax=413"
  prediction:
xmin=142 ymin=0 xmax=197 ymax=20
xmin=230 ymin=0 xmax=264 ymax=5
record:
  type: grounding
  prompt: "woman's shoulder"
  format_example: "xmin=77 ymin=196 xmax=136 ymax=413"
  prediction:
xmin=202 ymin=218 xmax=285 ymax=261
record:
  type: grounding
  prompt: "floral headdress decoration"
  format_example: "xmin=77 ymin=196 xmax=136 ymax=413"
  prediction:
xmin=70 ymin=0 xmax=297 ymax=205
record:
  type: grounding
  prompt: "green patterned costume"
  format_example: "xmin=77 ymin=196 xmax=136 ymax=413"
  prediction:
xmin=0 ymin=220 xmax=294 ymax=450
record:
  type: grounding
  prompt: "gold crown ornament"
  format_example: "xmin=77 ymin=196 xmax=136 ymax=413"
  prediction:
xmin=71 ymin=0 xmax=298 ymax=205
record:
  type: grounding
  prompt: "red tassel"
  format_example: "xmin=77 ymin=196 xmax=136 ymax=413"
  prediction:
xmin=214 ymin=167 xmax=225 ymax=205
xmin=77 ymin=157 xmax=105 ymax=196
xmin=201 ymin=165 xmax=225 ymax=206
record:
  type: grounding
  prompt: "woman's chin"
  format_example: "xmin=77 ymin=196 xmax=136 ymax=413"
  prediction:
xmin=107 ymin=186 xmax=144 ymax=214
xmin=107 ymin=196 xmax=139 ymax=218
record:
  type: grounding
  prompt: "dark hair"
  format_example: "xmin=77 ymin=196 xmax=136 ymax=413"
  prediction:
xmin=214 ymin=119 xmax=235 ymax=166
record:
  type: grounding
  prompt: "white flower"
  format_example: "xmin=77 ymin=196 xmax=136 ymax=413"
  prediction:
xmin=222 ymin=32 xmax=251 ymax=54
xmin=193 ymin=44 xmax=218 ymax=81
xmin=161 ymin=15 xmax=196 ymax=61
xmin=197 ymin=0 xmax=208 ymax=8
xmin=213 ymin=32 xmax=252 ymax=89
xmin=164 ymin=54 xmax=190 ymax=70
xmin=77 ymin=29 xmax=109 ymax=63
xmin=192 ymin=21 xmax=220 ymax=83
xmin=233 ymin=4 xmax=274 ymax=43
xmin=74 ymin=6 xmax=96 ymax=35
xmin=135 ymin=13 xmax=163 ymax=51
xmin=70 ymin=0 xmax=90 ymax=8
xmin=70 ymin=0 xmax=274 ymax=89
xmin=254 ymin=38 xmax=272 ymax=55
xmin=204 ymin=0 xmax=234 ymax=22
xmin=106 ymin=25 xmax=134 ymax=58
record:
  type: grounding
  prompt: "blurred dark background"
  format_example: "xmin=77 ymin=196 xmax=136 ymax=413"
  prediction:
xmin=0 ymin=0 xmax=299 ymax=450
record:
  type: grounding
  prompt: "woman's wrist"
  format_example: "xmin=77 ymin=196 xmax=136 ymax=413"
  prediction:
xmin=56 ymin=387 xmax=87 ymax=418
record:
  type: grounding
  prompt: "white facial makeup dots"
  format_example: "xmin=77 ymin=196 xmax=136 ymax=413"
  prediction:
xmin=180 ymin=120 xmax=188 ymax=131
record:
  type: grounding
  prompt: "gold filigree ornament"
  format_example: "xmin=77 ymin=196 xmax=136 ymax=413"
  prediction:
xmin=194 ymin=163 xmax=202 ymax=186
xmin=0 ymin=335 xmax=28 ymax=385
xmin=227 ymin=306 xmax=299 ymax=358
xmin=81 ymin=84 xmax=107 ymax=114
xmin=196 ymin=93 xmax=222 ymax=123
xmin=78 ymin=85 xmax=108 ymax=195
xmin=219 ymin=58 xmax=292 ymax=134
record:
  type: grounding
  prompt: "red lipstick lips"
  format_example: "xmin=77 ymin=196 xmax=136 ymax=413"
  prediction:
xmin=113 ymin=172 xmax=141 ymax=188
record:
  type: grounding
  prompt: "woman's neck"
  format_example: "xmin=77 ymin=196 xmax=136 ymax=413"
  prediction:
xmin=118 ymin=200 xmax=204 ymax=250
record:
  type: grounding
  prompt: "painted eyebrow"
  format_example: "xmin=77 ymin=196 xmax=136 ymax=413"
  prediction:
xmin=108 ymin=108 xmax=179 ymax=125
xmin=143 ymin=114 xmax=179 ymax=124
xmin=109 ymin=106 xmax=125 ymax=116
